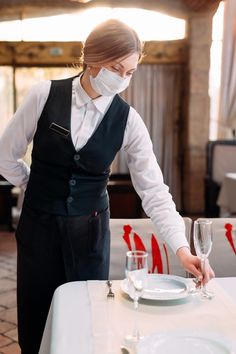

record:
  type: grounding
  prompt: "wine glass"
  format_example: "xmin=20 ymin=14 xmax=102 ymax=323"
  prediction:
xmin=125 ymin=250 xmax=148 ymax=347
xmin=193 ymin=219 xmax=214 ymax=299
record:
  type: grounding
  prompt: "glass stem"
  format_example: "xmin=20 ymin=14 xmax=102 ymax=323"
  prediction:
xmin=132 ymin=293 xmax=140 ymax=340
xmin=201 ymin=256 xmax=207 ymax=292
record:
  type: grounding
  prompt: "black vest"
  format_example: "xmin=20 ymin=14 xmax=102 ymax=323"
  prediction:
xmin=24 ymin=76 xmax=130 ymax=215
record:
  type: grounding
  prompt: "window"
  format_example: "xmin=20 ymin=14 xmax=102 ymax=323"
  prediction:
xmin=0 ymin=67 xmax=13 ymax=135
xmin=209 ymin=2 xmax=225 ymax=140
xmin=0 ymin=8 xmax=186 ymax=41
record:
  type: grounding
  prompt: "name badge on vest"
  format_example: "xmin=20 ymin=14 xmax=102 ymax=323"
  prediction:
xmin=49 ymin=123 xmax=70 ymax=138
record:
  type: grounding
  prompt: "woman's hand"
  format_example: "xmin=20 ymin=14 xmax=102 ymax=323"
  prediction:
xmin=176 ymin=246 xmax=215 ymax=285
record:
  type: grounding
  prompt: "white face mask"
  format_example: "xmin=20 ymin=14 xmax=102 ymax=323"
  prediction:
xmin=89 ymin=67 xmax=131 ymax=96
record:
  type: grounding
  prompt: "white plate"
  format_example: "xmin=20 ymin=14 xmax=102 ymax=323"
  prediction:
xmin=136 ymin=331 xmax=235 ymax=354
xmin=120 ymin=274 xmax=190 ymax=300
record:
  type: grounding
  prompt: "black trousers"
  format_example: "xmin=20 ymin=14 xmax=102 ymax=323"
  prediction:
xmin=15 ymin=202 xmax=110 ymax=354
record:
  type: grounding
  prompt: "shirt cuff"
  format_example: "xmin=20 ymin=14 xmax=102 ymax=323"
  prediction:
xmin=168 ymin=233 xmax=190 ymax=254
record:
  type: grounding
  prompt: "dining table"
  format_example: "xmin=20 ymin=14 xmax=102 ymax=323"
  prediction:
xmin=217 ymin=172 xmax=236 ymax=216
xmin=39 ymin=277 xmax=236 ymax=354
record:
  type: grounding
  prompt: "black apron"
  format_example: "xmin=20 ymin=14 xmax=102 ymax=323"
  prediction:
xmin=16 ymin=202 xmax=110 ymax=354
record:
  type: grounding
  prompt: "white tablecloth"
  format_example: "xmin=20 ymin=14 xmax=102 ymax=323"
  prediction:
xmin=39 ymin=278 xmax=236 ymax=354
xmin=217 ymin=173 xmax=236 ymax=216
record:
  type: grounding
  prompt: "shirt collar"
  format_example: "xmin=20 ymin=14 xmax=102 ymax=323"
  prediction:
xmin=92 ymin=95 xmax=114 ymax=114
xmin=73 ymin=75 xmax=91 ymax=108
xmin=73 ymin=74 xmax=114 ymax=114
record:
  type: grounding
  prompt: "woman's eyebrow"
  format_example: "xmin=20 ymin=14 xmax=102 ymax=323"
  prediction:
xmin=112 ymin=60 xmax=137 ymax=72
xmin=113 ymin=62 xmax=123 ymax=67
xmin=116 ymin=62 xmax=137 ymax=71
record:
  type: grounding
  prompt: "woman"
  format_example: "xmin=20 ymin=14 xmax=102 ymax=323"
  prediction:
xmin=0 ymin=19 xmax=214 ymax=354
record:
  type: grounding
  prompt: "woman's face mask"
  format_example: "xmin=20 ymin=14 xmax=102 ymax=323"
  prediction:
xmin=88 ymin=52 xmax=139 ymax=96
xmin=89 ymin=67 xmax=131 ymax=96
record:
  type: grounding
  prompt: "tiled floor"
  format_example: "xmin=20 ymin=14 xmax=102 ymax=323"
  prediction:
xmin=0 ymin=231 xmax=20 ymax=354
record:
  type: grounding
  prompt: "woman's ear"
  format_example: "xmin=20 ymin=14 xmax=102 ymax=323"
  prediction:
xmin=87 ymin=66 xmax=101 ymax=78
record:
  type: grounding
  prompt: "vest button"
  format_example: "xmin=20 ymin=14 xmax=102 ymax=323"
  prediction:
xmin=74 ymin=154 xmax=80 ymax=161
xmin=67 ymin=196 xmax=73 ymax=203
xmin=69 ymin=179 xmax=76 ymax=186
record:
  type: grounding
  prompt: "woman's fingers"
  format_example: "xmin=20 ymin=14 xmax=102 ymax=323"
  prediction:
xmin=189 ymin=257 xmax=215 ymax=286
xmin=201 ymin=258 xmax=215 ymax=285
xmin=176 ymin=247 xmax=215 ymax=285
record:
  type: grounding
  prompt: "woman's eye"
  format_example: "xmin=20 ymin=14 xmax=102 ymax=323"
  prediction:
xmin=111 ymin=67 xmax=120 ymax=72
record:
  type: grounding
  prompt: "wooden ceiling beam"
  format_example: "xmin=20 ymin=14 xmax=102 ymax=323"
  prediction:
xmin=0 ymin=40 xmax=188 ymax=66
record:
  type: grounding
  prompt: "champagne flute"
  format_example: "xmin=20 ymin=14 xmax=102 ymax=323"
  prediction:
xmin=193 ymin=219 xmax=214 ymax=299
xmin=125 ymin=250 xmax=148 ymax=347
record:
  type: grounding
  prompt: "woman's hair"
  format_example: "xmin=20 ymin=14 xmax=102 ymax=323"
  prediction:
xmin=80 ymin=19 xmax=144 ymax=70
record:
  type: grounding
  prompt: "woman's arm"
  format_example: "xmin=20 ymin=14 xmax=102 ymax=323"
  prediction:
xmin=122 ymin=107 xmax=214 ymax=282
xmin=0 ymin=81 xmax=51 ymax=189
xmin=122 ymin=107 xmax=188 ymax=253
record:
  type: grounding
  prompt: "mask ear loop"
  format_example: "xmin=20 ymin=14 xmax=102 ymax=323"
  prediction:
xmin=87 ymin=66 xmax=95 ymax=76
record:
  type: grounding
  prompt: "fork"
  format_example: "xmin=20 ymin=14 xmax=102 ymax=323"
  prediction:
xmin=106 ymin=280 xmax=115 ymax=298
xmin=120 ymin=345 xmax=131 ymax=354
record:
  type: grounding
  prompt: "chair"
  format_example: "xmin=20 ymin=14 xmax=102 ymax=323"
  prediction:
xmin=108 ymin=174 xmax=142 ymax=218
xmin=0 ymin=175 xmax=14 ymax=230
xmin=205 ymin=140 xmax=236 ymax=217
xmin=194 ymin=218 xmax=236 ymax=277
xmin=109 ymin=217 xmax=192 ymax=280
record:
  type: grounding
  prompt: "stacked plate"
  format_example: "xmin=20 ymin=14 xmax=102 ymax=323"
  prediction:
xmin=120 ymin=274 xmax=190 ymax=301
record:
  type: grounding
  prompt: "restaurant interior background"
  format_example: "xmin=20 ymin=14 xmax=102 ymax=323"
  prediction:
xmin=0 ymin=1 xmax=236 ymax=353
xmin=0 ymin=0 xmax=234 ymax=229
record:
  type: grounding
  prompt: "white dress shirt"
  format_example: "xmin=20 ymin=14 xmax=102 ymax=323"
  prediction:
xmin=0 ymin=75 xmax=189 ymax=253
